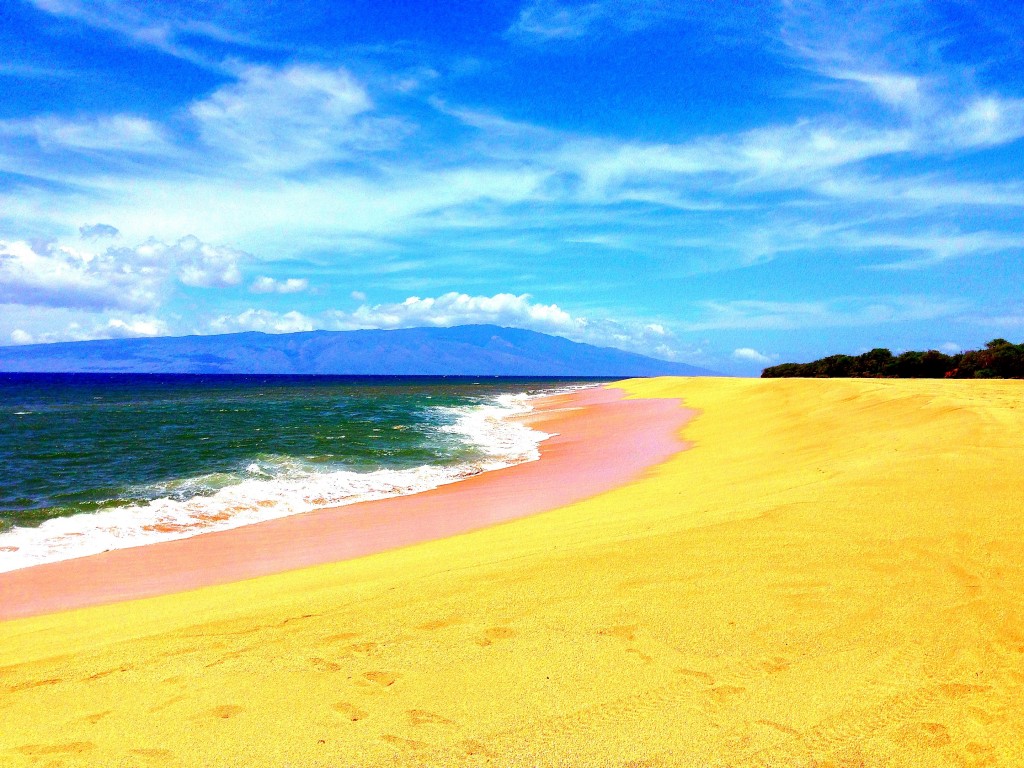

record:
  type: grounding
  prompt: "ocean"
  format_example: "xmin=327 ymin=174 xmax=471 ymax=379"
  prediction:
xmin=0 ymin=373 xmax=603 ymax=572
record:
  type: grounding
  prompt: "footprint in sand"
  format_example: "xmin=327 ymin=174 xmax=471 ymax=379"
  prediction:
xmin=896 ymin=722 xmax=952 ymax=749
xmin=348 ymin=642 xmax=378 ymax=654
xmin=7 ymin=677 xmax=62 ymax=693
xmin=760 ymin=657 xmax=791 ymax=673
xmin=462 ymin=739 xmax=494 ymax=757
xmin=309 ymin=657 xmax=342 ymax=672
xmin=209 ymin=704 xmax=244 ymax=719
xmin=706 ymin=685 xmax=746 ymax=703
xmin=85 ymin=664 xmax=133 ymax=681
xmin=597 ymin=625 xmax=638 ymax=642
xmin=475 ymin=627 xmax=516 ymax=647
xmin=408 ymin=709 xmax=454 ymax=727
xmin=417 ymin=615 xmax=463 ymax=631
xmin=319 ymin=632 xmax=360 ymax=645
xmin=381 ymin=734 xmax=428 ymax=751
xmin=17 ymin=742 xmax=94 ymax=756
xmin=363 ymin=671 xmax=397 ymax=687
xmin=130 ymin=748 xmax=175 ymax=760
xmin=675 ymin=668 xmax=716 ymax=686
xmin=332 ymin=702 xmax=367 ymax=721
xmin=625 ymin=648 xmax=653 ymax=663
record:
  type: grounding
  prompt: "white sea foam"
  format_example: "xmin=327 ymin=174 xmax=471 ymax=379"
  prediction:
xmin=0 ymin=394 xmax=556 ymax=574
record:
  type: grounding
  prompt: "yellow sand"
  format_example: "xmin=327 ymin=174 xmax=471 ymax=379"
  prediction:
xmin=2 ymin=377 xmax=1023 ymax=767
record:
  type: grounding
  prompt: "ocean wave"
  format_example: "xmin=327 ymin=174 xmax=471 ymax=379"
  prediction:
xmin=0 ymin=393 xmax=553 ymax=573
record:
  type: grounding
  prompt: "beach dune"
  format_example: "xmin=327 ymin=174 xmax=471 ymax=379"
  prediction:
xmin=1 ymin=377 xmax=1023 ymax=767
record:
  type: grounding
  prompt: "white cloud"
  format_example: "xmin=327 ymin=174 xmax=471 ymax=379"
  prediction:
xmin=0 ymin=239 xmax=154 ymax=310
xmin=191 ymin=63 xmax=405 ymax=171
xmin=0 ymin=114 xmax=169 ymax=154
xmin=350 ymin=290 xmax=367 ymax=302
xmin=250 ymin=276 xmax=308 ymax=294
xmin=847 ymin=230 xmax=1024 ymax=270
xmin=509 ymin=0 xmax=699 ymax=41
xmin=326 ymin=291 xmax=682 ymax=359
xmin=128 ymin=235 xmax=245 ymax=288
xmin=0 ymin=235 xmax=247 ymax=311
xmin=0 ymin=305 xmax=169 ymax=346
xmin=511 ymin=1 xmax=608 ymax=39
xmin=24 ymin=0 xmax=246 ymax=69
xmin=732 ymin=347 xmax=774 ymax=364
xmin=342 ymin=292 xmax=579 ymax=333
xmin=197 ymin=292 xmax=684 ymax=360
xmin=686 ymin=296 xmax=964 ymax=332
xmin=829 ymin=70 xmax=925 ymax=112
xmin=104 ymin=316 xmax=168 ymax=338
xmin=939 ymin=97 xmax=1024 ymax=149
xmin=208 ymin=309 xmax=316 ymax=334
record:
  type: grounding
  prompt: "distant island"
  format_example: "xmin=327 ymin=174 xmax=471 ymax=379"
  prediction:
xmin=0 ymin=324 xmax=716 ymax=378
xmin=762 ymin=338 xmax=1024 ymax=379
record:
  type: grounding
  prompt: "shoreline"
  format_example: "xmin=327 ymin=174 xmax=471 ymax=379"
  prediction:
xmin=0 ymin=382 xmax=691 ymax=621
xmin=2 ymin=378 xmax=1023 ymax=765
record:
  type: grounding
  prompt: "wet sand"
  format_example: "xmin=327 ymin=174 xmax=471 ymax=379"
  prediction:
xmin=0 ymin=385 xmax=691 ymax=620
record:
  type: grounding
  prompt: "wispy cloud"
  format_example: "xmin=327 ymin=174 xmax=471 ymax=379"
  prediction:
xmin=24 ymin=0 xmax=266 ymax=69
xmin=851 ymin=230 xmax=1024 ymax=270
xmin=685 ymin=296 xmax=965 ymax=332
xmin=191 ymin=63 xmax=409 ymax=172
xmin=0 ymin=114 xmax=170 ymax=155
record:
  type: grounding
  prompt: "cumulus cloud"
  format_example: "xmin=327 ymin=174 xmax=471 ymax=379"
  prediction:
xmin=79 ymin=223 xmax=120 ymax=240
xmin=191 ymin=63 xmax=406 ymax=171
xmin=0 ymin=239 xmax=154 ymax=310
xmin=339 ymin=292 xmax=581 ymax=334
xmin=250 ymin=276 xmax=308 ymax=294
xmin=0 ymin=306 xmax=169 ymax=346
xmin=196 ymin=292 xmax=684 ymax=360
xmin=732 ymin=347 xmax=775 ymax=364
xmin=122 ymin=235 xmax=245 ymax=288
xmin=326 ymin=291 xmax=682 ymax=359
xmin=103 ymin=316 xmax=168 ymax=338
xmin=209 ymin=308 xmax=316 ymax=334
xmin=0 ymin=235 xmax=247 ymax=311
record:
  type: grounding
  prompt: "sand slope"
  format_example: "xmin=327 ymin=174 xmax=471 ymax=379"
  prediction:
xmin=2 ymin=377 xmax=1023 ymax=767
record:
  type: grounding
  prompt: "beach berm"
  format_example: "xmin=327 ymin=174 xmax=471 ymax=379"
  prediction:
xmin=2 ymin=377 xmax=1022 ymax=766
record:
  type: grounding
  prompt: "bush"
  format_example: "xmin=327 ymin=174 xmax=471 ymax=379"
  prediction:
xmin=762 ymin=340 xmax=1020 ymax=379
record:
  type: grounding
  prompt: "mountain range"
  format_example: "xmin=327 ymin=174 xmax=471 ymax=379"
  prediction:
xmin=0 ymin=325 xmax=715 ymax=377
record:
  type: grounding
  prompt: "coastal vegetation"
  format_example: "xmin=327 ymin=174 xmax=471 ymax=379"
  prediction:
xmin=762 ymin=338 xmax=1024 ymax=379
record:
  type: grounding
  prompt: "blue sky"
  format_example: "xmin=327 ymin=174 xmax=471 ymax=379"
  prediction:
xmin=1 ymin=0 xmax=1023 ymax=374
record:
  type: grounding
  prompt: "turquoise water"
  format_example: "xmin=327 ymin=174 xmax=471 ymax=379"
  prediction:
xmin=0 ymin=374 xmax=601 ymax=570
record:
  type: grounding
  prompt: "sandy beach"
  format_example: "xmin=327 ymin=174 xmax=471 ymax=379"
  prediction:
xmin=2 ymin=377 xmax=1023 ymax=766
xmin=0 ymin=386 xmax=690 ymax=620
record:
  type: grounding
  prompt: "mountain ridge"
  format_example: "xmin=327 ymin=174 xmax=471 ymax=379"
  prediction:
xmin=0 ymin=325 xmax=716 ymax=377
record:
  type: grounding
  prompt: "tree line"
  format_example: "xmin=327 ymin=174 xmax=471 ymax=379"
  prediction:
xmin=761 ymin=339 xmax=1024 ymax=379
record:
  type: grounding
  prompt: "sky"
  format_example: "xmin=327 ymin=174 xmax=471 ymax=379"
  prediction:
xmin=1 ymin=0 xmax=1023 ymax=375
